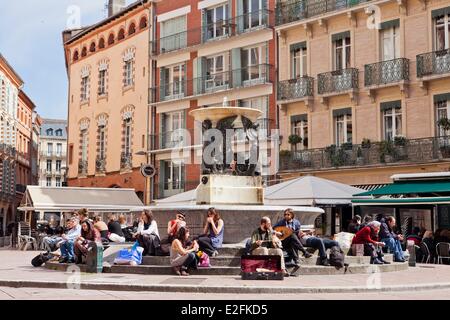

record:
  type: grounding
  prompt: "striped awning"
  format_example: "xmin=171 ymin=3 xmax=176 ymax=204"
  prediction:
xmin=352 ymin=184 xmax=388 ymax=191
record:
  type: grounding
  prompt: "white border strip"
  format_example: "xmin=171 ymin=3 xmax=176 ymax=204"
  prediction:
xmin=198 ymin=0 xmax=227 ymax=10
xmin=157 ymin=5 xmax=191 ymax=23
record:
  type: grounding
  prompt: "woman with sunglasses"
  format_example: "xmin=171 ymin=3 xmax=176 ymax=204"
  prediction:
xmin=197 ymin=207 xmax=224 ymax=257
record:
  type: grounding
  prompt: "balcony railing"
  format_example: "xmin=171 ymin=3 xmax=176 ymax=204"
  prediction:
xmin=78 ymin=160 xmax=88 ymax=175
xmin=417 ymin=49 xmax=450 ymax=78
xmin=279 ymin=136 xmax=450 ymax=172
xmin=275 ymin=0 xmax=371 ymax=26
xmin=278 ymin=77 xmax=314 ymax=101
xmin=364 ymin=58 xmax=409 ymax=87
xmin=151 ymin=10 xmax=273 ymax=55
xmin=96 ymin=157 xmax=106 ymax=173
xmin=40 ymin=150 xmax=67 ymax=158
xmin=318 ymin=68 xmax=358 ymax=95
xmin=150 ymin=64 xmax=273 ymax=103
xmin=0 ymin=143 xmax=16 ymax=158
xmin=120 ymin=152 xmax=132 ymax=170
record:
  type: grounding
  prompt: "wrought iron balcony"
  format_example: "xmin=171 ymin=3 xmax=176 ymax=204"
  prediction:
xmin=318 ymin=68 xmax=358 ymax=95
xmin=278 ymin=77 xmax=314 ymax=101
xmin=279 ymin=136 xmax=450 ymax=172
xmin=120 ymin=152 xmax=132 ymax=170
xmin=275 ymin=0 xmax=371 ymax=26
xmin=96 ymin=157 xmax=106 ymax=173
xmin=150 ymin=64 xmax=273 ymax=103
xmin=417 ymin=49 xmax=450 ymax=78
xmin=364 ymin=58 xmax=409 ymax=87
xmin=151 ymin=10 xmax=273 ymax=55
xmin=78 ymin=160 xmax=88 ymax=175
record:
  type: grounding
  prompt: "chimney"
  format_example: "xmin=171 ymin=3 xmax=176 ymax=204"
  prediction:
xmin=108 ymin=0 xmax=126 ymax=17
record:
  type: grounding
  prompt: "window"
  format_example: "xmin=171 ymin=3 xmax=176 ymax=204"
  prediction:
xmin=128 ymin=23 xmax=136 ymax=35
xmin=99 ymin=126 xmax=106 ymax=159
xmin=108 ymin=33 xmax=115 ymax=45
xmin=73 ymin=50 xmax=79 ymax=62
xmin=205 ymin=3 xmax=229 ymax=40
xmin=291 ymin=44 xmax=307 ymax=78
xmin=46 ymin=129 xmax=53 ymax=136
xmin=163 ymin=64 xmax=185 ymax=97
xmin=383 ymin=106 xmax=402 ymax=140
xmin=139 ymin=16 xmax=148 ymax=30
xmin=163 ymin=111 xmax=184 ymax=148
xmin=81 ymin=130 xmax=88 ymax=162
xmin=334 ymin=113 xmax=352 ymax=146
xmin=124 ymin=119 xmax=132 ymax=156
xmin=99 ymin=69 xmax=107 ymax=95
xmin=240 ymin=96 xmax=268 ymax=133
xmin=123 ymin=60 xmax=134 ymax=87
xmin=334 ymin=36 xmax=351 ymax=70
xmin=243 ymin=0 xmax=264 ymax=30
xmin=46 ymin=160 xmax=52 ymax=173
xmin=99 ymin=38 xmax=105 ymax=49
xmin=55 ymin=177 xmax=61 ymax=187
xmin=381 ymin=26 xmax=400 ymax=61
xmin=164 ymin=161 xmax=184 ymax=191
xmin=56 ymin=143 xmax=62 ymax=156
xmin=81 ymin=75 xmax=90 ymax=101
xmin=161 ymin=16 xmax=187 ymax=52
xmin=81 ymin=47 xmax=87 ymax=57
xmin=89 ymin=42 xmax=96 ymax=53
xmin=434 ymin=13 xmax=450 ymax=50
xmin=46 ymin=177 xmax=52 ymax=187
xmin=292 ymin=117 xmax=308 ymax=150
xmin=206 ymin=54 xmax=229 ymax=90
xmin=436 ymin=97 xmax=450 ymax=136
xmin=47 ymin=143 xmax=53 ymax=156
xmin=56 ymin=160 xmax=62 ymax=172
xmin=55 ymin=129 xmax=62 ymax=136
xmin=118 ymin=28 xmax=125 ymax=40
xmin=242 ymin=45 xmax=267 ymax=82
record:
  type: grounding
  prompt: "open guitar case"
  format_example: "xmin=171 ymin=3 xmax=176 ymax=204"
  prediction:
xmin=241 ymin=255 xmax=284 ymax=280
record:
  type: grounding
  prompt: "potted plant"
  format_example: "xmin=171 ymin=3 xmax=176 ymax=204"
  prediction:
xmin=361 ymin=138 xmax=371 ymax=149
xmin=394 ymin=135 xmax=407 ymax=160
xmin=325 ymin=144 xmax=346 ymax=167
xmin=279 ymin=150 xmax=292 ymax=169
xmin=356 ymin=147 xmax=364 ymax=166
xmin=288 ymin=134 xmax=302 ymax=154
xmin=379 ymin=140 xmax=395 ymax=163
xmin=437 ymin=118 xmax=450 ymax=158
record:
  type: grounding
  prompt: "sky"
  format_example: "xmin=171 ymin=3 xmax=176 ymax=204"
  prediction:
xmin=0 ymin=1 xmax=133 ymax=120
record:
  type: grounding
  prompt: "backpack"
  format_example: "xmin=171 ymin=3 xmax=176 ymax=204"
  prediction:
xmin=329 ymin=246 xmax=347 ymax=271
xmin=198 ymin=252 xmax=211 ymax=268
xmin=31 ymin=252 xmax=54 ymax=267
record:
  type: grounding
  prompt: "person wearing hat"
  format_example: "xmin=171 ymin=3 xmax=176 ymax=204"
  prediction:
xmin=167 ymin=211 xmax=187 ymax=243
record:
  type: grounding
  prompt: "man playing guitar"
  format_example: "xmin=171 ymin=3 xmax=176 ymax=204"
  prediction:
xmin=273 ymin=208 xmax=313 ymax=267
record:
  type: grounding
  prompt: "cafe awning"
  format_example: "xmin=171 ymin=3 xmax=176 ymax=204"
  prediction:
xmin=352 ymin=197 xmax=450 ymax=206
xmin=18 ymin=186 xmax=143 ymax=213
xmin=354 ymin=181 xmax=450 ymax=197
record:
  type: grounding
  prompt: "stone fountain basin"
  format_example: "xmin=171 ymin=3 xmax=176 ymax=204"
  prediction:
xmin=189 ymin=106 xmax=262 ymax=123
xmin=131 ymin=204 xmax=324 ymax=244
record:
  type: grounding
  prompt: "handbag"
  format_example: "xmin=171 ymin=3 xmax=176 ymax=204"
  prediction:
xmin=113 ymin=241 xmax=144 ymax=265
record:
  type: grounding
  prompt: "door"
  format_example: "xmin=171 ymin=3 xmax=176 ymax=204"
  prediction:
xmin=381 ymin=26 xmax=401 ymax=81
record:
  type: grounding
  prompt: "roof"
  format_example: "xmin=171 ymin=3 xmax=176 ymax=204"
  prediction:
xmin=264 ymin=175 xmax=366 ymax=206
xmin=157 ymin=176 xmax=365 ymax=207
xmin=0 ymin=53 xmax=24 ymax=86
xmin=40 ymin=119 xmax=67 ymax=139
xmin=64 ymin=0 xmax=151 ymax=45
xmin=18 ymin=186 xmax=143 ymax=213
xmin=354 ymin=180 xmax=450 ymax=197
xmin=352 ymin=197 xmax=450 ymax=205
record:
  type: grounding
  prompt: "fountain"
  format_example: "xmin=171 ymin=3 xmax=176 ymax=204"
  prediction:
xmin=148 ymin=98 xmax=323 ymax=242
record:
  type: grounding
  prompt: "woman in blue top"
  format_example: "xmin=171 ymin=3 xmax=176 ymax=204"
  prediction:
xmin=197 ymin=207 xmax=224 ymax=257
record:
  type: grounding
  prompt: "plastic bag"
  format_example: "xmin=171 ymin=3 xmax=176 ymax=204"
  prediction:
xmin=113 ymin=241 xmax=144 ymax=265
xmin=334 ymin=232 xmax=355 ymax=255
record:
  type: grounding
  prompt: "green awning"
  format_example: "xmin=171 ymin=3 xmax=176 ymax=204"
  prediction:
xmin=352 ymin=197 xmax=450 ymax=205
xmin=354 ymin=180 xmax=450 ymax=197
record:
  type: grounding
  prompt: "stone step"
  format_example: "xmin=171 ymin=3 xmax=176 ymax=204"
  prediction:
xmin=107 ymin=265 xmax=240 ymax=276
xmin=141 ymin=254 xmax=394 ymax=267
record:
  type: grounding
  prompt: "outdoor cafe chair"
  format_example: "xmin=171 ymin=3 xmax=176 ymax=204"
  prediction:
xmin=436 ymin=242 xmax=450 ymax=265
xmin=419 ymin=242 xmax=431 ymax=264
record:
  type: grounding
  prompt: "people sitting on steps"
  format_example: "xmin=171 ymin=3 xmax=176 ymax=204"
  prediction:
xmin=59 ymin=218 xmax=81 ymax=263
xmin=93 ymin=215 xmax=109 ymax=243
xmin=352 ymin=221 xmax=390 ymax=265
xmin=74 ymin=220 xmax=101 ymax=264
xmin=380 ymin=216 xmax=406 ymax=263
xmin=132 ymin=209 xmax=161 ymax=256
xmin=167 ymin=211 xmax=187 ymax=243
xmin=250 ymin=217 xmax=290 ymax=277
xmin=197 ymin=207 xmax=224 ymax=258
xmin=273 ymin=208 xmax=312 ymax=267
xmin=42 ymin=226 xmax=64 ymax=252
xmin=298 ymin=230 xmax=340 ymax=266
xmin=170 ymin=227 xmax=199 ymax=276
xmin=107 ymin=214 xmax=126 ymax=243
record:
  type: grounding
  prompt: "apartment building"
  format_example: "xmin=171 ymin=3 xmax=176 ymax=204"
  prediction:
xmin=63 ymin=0 xmax=153 ymax=202
xmin=275 ymin=0 xmax=450 ymax=186
xmin=38 ymin=119 xmax=67 ymax=188
xmin=150 ymin=0 xmax=278 ymax=199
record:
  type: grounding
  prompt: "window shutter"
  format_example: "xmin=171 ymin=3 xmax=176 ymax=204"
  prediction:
xmin=236 ymin=0 xmax=244 ymax=33
xmin=432 ymin=6 xmax=450 ymax=18
xmin=380 ymin=100 xmax=401 ymax=111
xmin=231 ymin=48 xmax=242 ymax=87
xmin=332 ymin=31 xmax=350 ymax=42
xmin=159 ymin=160 xmax=165 ymax=197
xmin=201 ymin=9 xmax=207 ymax=42
xmin=332 ymin=108 xmax=352 ymax=117
xmin=159 ymin=68 xmax=166 ymax=100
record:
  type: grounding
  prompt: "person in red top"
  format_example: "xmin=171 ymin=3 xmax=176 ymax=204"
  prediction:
xmin=352 ymin=221 xmax=389 ymax=265
xmin=167 ymin=211 xmax=186 ymax=243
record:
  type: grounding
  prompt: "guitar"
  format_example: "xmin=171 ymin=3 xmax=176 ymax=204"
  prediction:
xmin=273 ymin=226 xmax=294 ymax=241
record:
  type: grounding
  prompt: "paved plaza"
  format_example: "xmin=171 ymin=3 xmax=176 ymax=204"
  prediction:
xmin=1 ymin=250 xmax=450 ymax=299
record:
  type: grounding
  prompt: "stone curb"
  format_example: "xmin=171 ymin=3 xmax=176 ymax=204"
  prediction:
xmin=1 ymin=279 xmax=450 ymax=294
